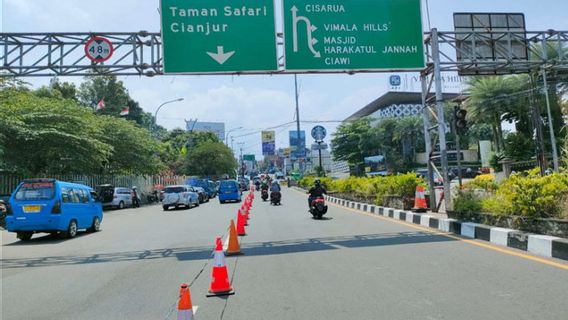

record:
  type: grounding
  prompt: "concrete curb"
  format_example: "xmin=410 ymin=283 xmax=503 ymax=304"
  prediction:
xmin=323 ymin=194 xmax=568 ymax=262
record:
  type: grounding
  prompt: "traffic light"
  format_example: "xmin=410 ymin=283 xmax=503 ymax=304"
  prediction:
xmin=454 ymin=106 xmax=468 ymax=135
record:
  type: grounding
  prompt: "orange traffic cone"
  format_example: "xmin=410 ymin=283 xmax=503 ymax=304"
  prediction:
xmin=240 ymin=209 xmax=248 ymax=226
xmin=226 ymin=220 xmax=242 ymax=256
xmin=178 ymin=283 xmax=195 ymax=320
xmin=412 ymin=186 xmax=428 ymax=213
xmin=207 ymin=237 xmax=235 ymax=297
xmin=237 ymin=210 xmax=246 ymax=236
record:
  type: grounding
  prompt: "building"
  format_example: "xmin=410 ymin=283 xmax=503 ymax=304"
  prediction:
xmin=186 ymin=121 xmax=225 ymax=141
xmin=345 ymin=91 xmax=460 ymax=122
xmin=344 ymin=91 xmax=478 ymax=166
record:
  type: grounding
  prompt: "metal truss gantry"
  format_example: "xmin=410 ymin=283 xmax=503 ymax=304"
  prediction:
xmin=421 ymin=29 xmax=568 ymax=211
xmin=2 ymin=29 xmax=568 ymax=212
xmin=1 ymin=32 xmax=163 ymax=77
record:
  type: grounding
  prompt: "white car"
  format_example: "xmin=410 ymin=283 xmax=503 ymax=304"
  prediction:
xmin=162 ymin=185 xmax=199 ymax=211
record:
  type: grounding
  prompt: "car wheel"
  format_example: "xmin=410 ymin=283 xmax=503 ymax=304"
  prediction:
xmin=88 ymin=217 xmax=101 ymax=232
xmin=119 ymin=201 xmax=125 ymax=209
xmin=62 ymin=220 xmax=78 ymax=238
xmin=220 ymin=200 xmax=225 ymax=204
xmin=17 ymin=232 xmax=33 ymax=241
xmin=163 ymin=205 xmax=169 ymax=211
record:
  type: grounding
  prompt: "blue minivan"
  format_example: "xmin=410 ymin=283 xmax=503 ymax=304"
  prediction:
xmin=218 ymin=180 xmax=242 ymax=204
xmin=5 ymin=179 xmax=103 ymax=241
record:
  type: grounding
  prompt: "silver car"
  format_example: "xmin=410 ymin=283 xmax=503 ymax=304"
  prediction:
xmin=162 ymin=185 xmax=199 ymax=211
xmin=97 ymin=185 xmax=133 ymax=209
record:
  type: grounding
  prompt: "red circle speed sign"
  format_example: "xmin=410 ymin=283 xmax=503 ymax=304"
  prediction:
xmin=85 ymin=36 xmax=114 ymax=63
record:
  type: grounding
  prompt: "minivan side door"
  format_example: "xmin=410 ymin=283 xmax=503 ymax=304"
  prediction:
xmin=75 ymin=188 xmax=93 ymax=228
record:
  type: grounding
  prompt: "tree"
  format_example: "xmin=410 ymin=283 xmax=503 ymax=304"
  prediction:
xmin=95 ymin=116 xmax=164 ymax=175
xmin=78 ymin=75 xmax=156 ymax=127
xmin=50 ymin=78 xmax=78 ymax=101
xmin=0 ymin=85 xmax=164 ymax=176
xmin=466 ymin=76 xmax=526 ymax=152
xmin=182 ymin=142 xmax=238 ymax=177
xmin=0 ymin=88 xmax=111 ymax=175
xmin=158 ymin=130 xmax=222 ymax=174
xmin=331 ymin=118 xmax=377 ymax=175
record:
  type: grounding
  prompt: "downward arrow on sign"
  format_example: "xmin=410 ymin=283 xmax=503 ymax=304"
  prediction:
xmin=206 ymin=46 xmax=235 ymax=65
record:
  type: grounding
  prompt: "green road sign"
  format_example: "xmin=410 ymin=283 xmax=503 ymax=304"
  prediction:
xmin=160 ymin=0 xmax=278 ymax=73
xmin=283 ymin=0 xmax=425 ymax=71
xmin=243 ymin=154 xmax=256 ymax=162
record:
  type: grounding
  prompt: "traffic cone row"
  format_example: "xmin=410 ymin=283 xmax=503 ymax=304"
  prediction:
xmin=175 ymin=190 xmax=255 ymax=309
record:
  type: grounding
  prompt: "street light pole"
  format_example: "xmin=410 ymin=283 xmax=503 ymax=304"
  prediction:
xmin=151 ymin=98 xmax=184 ymax=133
xmin=225 ymin=127 xmax=244 ymax=145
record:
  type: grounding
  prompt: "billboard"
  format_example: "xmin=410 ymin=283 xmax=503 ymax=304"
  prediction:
xmin=261 ymin=131 xmax=276 ymax=156
xmin=289 ymin=131 xmax=306 ymax=158
xmin=187 ymin=121 xmax=226 ymax=141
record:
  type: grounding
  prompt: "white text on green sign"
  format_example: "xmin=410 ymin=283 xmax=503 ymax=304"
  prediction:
xmin=283 ymin=0 xmax=425 ymax=71
xmin=161 ymin=0 xmax=278 ymax=73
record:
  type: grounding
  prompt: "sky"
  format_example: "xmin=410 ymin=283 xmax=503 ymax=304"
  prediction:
xmin=1 ymin=0 xmax=568 ymax=158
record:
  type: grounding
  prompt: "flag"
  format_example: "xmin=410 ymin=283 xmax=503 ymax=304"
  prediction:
xmin=120 ymin=107 xmax=129 ymax=116
xmin=95 ymin=98 xmax=105 ymax=111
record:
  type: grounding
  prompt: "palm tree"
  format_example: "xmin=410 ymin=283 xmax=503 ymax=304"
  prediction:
xmin=465 ymin=76 xmax=520 ymax=152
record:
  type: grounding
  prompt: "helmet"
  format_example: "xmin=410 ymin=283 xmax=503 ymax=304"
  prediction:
xmin=314 ymin=178 xmax=321 ymax=186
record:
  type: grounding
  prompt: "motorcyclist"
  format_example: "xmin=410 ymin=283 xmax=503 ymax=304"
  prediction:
xmin=308 ymin=178 xmax=327 ymax=209
xmin=255 ymin=179 xmax=261 ymax=191
xmin=270 ymin=181 xmax=281 ymax=193
xmin=270 ymin=181 xmax=281 ymax=202
xmin=261 ymin=179 xmax=269 ymax=191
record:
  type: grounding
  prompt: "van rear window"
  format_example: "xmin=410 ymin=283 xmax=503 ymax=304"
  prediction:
xmin=220 ymin=182 xmax=237 ymax=190
xmin=15 ymin=182 xmax=55 ymax=200
xmin=164 ymin=187 xmax=186 ymax=193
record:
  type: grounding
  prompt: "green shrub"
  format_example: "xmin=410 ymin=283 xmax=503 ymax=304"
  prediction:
xmin=481 ymin=197 xmax=511 ymax=215
xmin=496 ymin=169 xmax=568 ymax=217
xmin=454 ymin=191 xmax=483 ymax=214
xmin=464 ymin=174 xmax=499 ymax=192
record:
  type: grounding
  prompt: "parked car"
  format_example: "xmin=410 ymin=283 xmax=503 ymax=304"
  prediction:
xmin=162 ymin=185 xmax=199 ymax=211
xmin=219 ymin=180 xmax=242 ymax=204
xmin=1 ymin=194 xmax=11 ymax=228
xmin=5 ymin=179 xmax=103 ymax=241
xmin=95 ymin=185 xmax=133 ymax=209
xmin=0 ymin=194 xmax=10 ymax=212
xmin=192 ymin=186 xmax=209 ymax=203
xmin=206 ymin=180 xmax=217 ymax=198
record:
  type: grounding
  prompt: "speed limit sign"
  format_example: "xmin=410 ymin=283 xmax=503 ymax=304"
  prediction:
xmin=85 ymin=36 xmax=114 ymax=63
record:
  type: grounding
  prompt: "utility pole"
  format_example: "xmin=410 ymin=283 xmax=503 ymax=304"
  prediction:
xmin=294 ymin=74 xmax=302 ymax=176
xmin=237 ymin=142 xmax=245 ymax=178
xmin=317 ymin=141 xmax=324 ymax=175
xmin=541 ymin=67 xmax=560 ymax=172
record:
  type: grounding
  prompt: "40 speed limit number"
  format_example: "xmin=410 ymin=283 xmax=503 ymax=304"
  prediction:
xmin=84 ymin=36 xmax=114 ymax=63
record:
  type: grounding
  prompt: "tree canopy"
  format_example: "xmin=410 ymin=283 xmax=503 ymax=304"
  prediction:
xmin=0 ymin=82 xmax=162 ymax=175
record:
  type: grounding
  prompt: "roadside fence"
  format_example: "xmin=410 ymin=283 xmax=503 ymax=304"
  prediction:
xmin=0 ymin=173 xmax=190 ymax=197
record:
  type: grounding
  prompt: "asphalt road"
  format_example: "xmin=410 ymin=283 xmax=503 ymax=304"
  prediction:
xmin=2 ymin=188 xmax=567 ymax=320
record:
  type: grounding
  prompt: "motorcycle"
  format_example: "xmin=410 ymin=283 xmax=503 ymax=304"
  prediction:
xmin=261 ymin=189 xmax=269 ymax=201
xmin=146 ymin=191 xmax=160 ymax=204
xmin=309 ymin=196 xmax=328 ymax=219
xmin=270 ymin=191 xmax=281 ymax=205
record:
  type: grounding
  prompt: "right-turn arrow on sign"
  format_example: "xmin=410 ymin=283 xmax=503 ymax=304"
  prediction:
xmin=160 ymin=0 xmax=278 ymax=74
